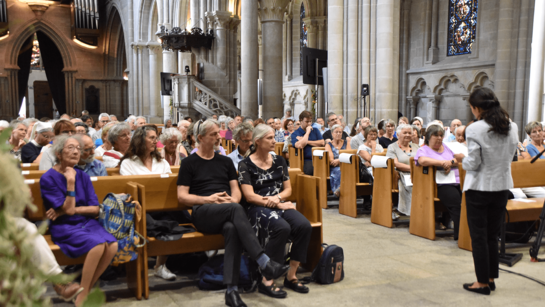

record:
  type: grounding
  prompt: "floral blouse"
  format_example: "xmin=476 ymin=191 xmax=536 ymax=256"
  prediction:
xmin=238 ymin=154 xmax=290 ymax=199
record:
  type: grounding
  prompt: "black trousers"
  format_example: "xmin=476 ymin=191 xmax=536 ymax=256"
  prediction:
xmin=247 ymin=207 xmax=312 ymax=265
xmin=465 ymin=190 xmax=509 ymax=284
xmin=192 ymin=203 xmax=265 ymax=285
xmin=437 ymin=185 xmax=462 ymax=240
xmin=303 ymin=159 xmax=314 ymax=176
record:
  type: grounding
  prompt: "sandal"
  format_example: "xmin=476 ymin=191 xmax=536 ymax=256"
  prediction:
xmin=283 ymin=277 xmax=309 ymax=293
xmin=258 ymin=282 xmax=287 ymax=298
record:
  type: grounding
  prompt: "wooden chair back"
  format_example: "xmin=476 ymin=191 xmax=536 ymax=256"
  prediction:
xmin=312 ymin=147 xmax=330 ymax=209
xmin=275 ymin=142 xmax=284 ymax=156
xmin=371 ymin=157 xmax=395 ymax=228
xmin=286 ymin=168 xmax=303 ymax=202
xmin=288 ymin=145 xmax=304 ymax=169
xmin=21 ymin=163 xmax=39 ymax=170
xmin=338 ymin=149 xmax=371 ymax=218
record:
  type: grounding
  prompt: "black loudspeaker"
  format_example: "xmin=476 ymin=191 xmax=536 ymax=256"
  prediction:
xmin=361 ymin=84 xmax=369 ymax=97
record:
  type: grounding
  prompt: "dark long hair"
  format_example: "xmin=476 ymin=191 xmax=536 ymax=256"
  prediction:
xmin=120 ymin=125 xmax=162 ymax=165
xmin=468 ymin=88 xmax=510 ymax=136
xmin=350 ymin=118 xmax=361 ymax=137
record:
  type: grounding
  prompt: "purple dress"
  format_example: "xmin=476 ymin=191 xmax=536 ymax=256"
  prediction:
xmin=40 ymin=168 xmax=116 ymax=258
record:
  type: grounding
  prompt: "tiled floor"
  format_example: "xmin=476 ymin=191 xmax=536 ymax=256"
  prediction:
xmin=49 ymin=201 xmax=545 ymax=306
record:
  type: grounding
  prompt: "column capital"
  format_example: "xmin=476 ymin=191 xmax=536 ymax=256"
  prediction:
xmin=230 ymin=16 xmax=241 ymax=32
xmin=407 ymin=95 xmax=420 ymax=106
xmin=206 ymin=11 xmax=232 ymax=29
xmin=426 ymin=94 xmax=442 ymax=105
xmin=258 ymin=0 xmax=290 ymax=23
xmin=146 ymin=43 xmax=162 ymax=54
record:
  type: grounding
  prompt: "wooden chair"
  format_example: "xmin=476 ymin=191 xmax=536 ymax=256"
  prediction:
xmin=312 ymin=147 xmax=330 ymax=209
xmin=288 ymin=145 xmax=304 ymax=170
xmin=338 ymin=149 xmax=372 ymax=218
xmin=370 ymin=156 xmax=399 ymax=228
xmin=21 ymin=163 xmax=39 ymax=170
xmin=409 ymin=157 xmax=466 ymax=240
xmin=274 ymin=142 xmax=284 ymax=156
xmin=96 ymin=156 xmax=103 ymax=161
xmin=25 ymin=177 xmax=146 ymax=300
xmin=458 ymin=159 xmax=545 ymax=251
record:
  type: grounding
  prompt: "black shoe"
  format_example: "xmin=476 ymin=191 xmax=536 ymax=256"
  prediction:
xmin=258 ymin=282 xmax=287 ymax=298
xmin=225 ymin=290 xmax=247 ymax=307
xmin=283 ymin=277 xmax=309 ymax=293
xmin=489 ymin=281 xmax=496 ymax=291
xmin=463 ymin=283 xmax=490 ymax=295
xmin=259 ymin=260 xmax=290 ymax=280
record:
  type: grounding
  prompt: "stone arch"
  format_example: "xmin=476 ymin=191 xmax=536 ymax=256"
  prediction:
xmin=433 ymin=74 xmax=467 ymax=95
xmin=5 ymin=19 xmax=76 ymax=69
xmin=105 ymin=0 xmax=131 ymax=62
xmin=409 ymin=77 xmax=430 ymax=97
xmin=467 ymin=71 xmax=494 ymax=93
xmin=104 ymin=7 xmax=126 ymax=78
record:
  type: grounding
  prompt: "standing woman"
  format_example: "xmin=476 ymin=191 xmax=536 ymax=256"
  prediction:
xmin=454 ymin=88 xmax=518 ymax=295
xmin=325 ymin=124 xmax=347 ymax=197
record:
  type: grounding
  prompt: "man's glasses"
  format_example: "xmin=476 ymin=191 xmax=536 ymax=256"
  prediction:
xmin=41 ymin=134 xmax=53 ymax=139
xmin=82 ymin=146 xmax=96 ymax=153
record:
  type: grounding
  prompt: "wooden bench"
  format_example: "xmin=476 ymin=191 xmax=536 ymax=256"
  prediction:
xmin=288 ymin=145 xmax=304 ymax=170
xmin=312 ymin=147 xmax=330 ymax=209
xmin=274 ymin=142 xmax=284 ymax=157
xmin=338 ymin=149 xmax=372 ymax=218
xmin=458 ymin=159 xmax=545 ymax=251
xmin=25 ymin=177 xmax=146 ymax=300
xmin=409 ymin=157 xmax=466 ymax=240
xmin=21 ymin=163 xmax=39 ymax=170
xmin=135 ymin=168 xmax=323 ymax=299
xmin=22 ymin=166 xmax=181 ymax=179
xmin=370 ymin=155 xmax=399 ymax=228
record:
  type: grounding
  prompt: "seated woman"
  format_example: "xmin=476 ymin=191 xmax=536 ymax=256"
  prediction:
xmin=386 ymin=124 xmax=419 ymax=218
xmin=238 ymin=124 xmax=312 ymax=298
xmin=517 ymin=121 xmax=545 ymax=198
xmin=39 ymin=120 xmax=76 ymax=171
xmin=219 ymin=120 xmax=228 ymax=138
xmin=40 ymin=134 xmax=117 ymax=306
xmin=378 ymin=119 xmax=398 ymax=149
xmin=159 ymin=128 xmax=187 ymax=166
xmin=94 ymin=122 xmax=115 ymax=157
xmin=282 ymin=119 xmax=295 ymax=159
xmin=8 ymin=120 xmax=28 ymax=161
xmin=182 ymin=122 xmax=197 ymax=155
xmin=411 ymin=125 xmax=424 ymax=146
xmin=103 ymin=122 xmax=131 ymax=168
xmin=119 ymin=125 xmax=174 ymax=281
xmin=325 ymin=124 xmax=347 ymax=197
xmin=357 ymin=126 xmax=384 ymax=176
xmin=414 ymin=125 xmax=461 ymax=240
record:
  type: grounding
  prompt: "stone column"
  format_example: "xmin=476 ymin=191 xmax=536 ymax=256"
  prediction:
xmin=427 ymin=95 xmax=442 ymax=122
xmin=328 ymin=0 xmax=344 ymax=115
xmin=461 ymin=95 xmax=473 ymax=122
xmin=303 ymin=18 xmax=318 ymax=48
xmin=408 ymin=96 xmax=420 ymax=119
xmin=131 ymin=44 xmax=139 ymax=115
xmin=162 ymin=48 xmax=177 ymax=122
xmin=317 ymin=17 xmax=326 ymax=50
xmin=426 ymin=0 xmax=439 ymax=64
xmin=207 ymin=11 xmax=231 ymax=71
xmin=190 ymin=0 xmax=200 ymax=28
xmin=495 ymin=0 xmax=514 ymax=110
xmin=375 ymin=0 xmax=398 ymax=120
xmin=283 ymin=18 xmax=287 ymax=79
xmin=148 ymin=44 xmax=162 ymax=121
xmin=346 ymin=1 xmax=359 ymax=124
xmin=285 ymin=15 xmax=293 ymax=81
xmin=200 ymin=0 xmax=208 ymax=30
xmin=259 ymin=0 xmax=290 ymax=120
xmin=241 ymin=0 xmax=259 ymax=118
xmin=528 ymin=0 xmax=545 ymax=122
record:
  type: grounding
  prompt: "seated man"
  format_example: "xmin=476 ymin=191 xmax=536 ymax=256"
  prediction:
xmin=75 ymin=134 xmax=107 ymax=176
xmin=291 ymin=111 xmax=325 ymax=175
xmin=177 ymin=120 xmax=289 ymax=307
xmin=21 ymin=122 xmax=53 ymax=164
xmin=322 ymin=112 xmax=351 ymax=144
xmin=227 ymin=122 xmax=254 ymax=169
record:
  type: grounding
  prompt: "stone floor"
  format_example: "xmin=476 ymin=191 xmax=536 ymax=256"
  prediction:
xmin=49 ymin=202 xmax=545 ymax=306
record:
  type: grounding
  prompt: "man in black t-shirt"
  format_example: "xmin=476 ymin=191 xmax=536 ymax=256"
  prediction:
xmin=322 ymin=112 xmax=350 ymax=143
xmin=177 ymin=119 xmax=289 ymax=307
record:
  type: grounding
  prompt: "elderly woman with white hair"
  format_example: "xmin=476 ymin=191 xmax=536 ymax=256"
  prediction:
xmin=386 ymin=124 xmax=419 ymax=218
xmin=40 ymin=134 xmax=117 ymax=306
xmin=159 ymin=127 xmax=188 ymax=166
xmin=325 ymin=124 xmax=347 ymax=197
xmin=7 ymin=120 xmax=28 ymax=161
xmin=102 ymin=122 xmax=131 ymax=168
xmin=238 ymin=124 xmax=312 ymax=298
xmin=0 ymin=120 xmax=9 ymax=132
xmin=21 ymin=122 xmax=54 ymax=163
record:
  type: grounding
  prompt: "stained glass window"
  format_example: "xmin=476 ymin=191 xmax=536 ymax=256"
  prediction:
xmin=300 ymin=2 xmax=308 ymax=75
xmin=30 ymin=33 xmax=42 ymax=70
xmin=448 ymin=0 xmax=478 ymax=56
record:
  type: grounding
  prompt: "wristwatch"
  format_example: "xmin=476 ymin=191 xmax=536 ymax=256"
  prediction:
xmin=451 ymin=159 xmax=456 ymax=165
xmin=66 ymin=191 xmax=76 ymax=197
xmin=277 ymin=195 xmax=284 ymax=203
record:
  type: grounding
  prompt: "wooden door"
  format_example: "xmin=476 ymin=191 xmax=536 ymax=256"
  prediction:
xmin=33 ymin=81 xmax=53 ymax=119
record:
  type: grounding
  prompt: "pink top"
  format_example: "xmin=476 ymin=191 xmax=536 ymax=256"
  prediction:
xmin=156 ymin=141 xmax=164 ymax=148
xmin=414 ymin=144 xmax=460 ymax=184
xmin=219 ymin=130 xmax=227 ymax=138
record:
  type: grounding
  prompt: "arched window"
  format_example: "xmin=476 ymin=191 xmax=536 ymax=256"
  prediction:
xmin=300 ymin=2 xmax=308 ymax=75
xmin=447 ymin=0 xmax=478 ymax=56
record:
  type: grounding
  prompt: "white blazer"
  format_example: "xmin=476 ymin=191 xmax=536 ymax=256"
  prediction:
xmin=462 ymin=120 xmax=519 ymax=192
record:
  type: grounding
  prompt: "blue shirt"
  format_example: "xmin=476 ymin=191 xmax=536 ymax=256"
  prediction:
xmin=75 ymin=159 xmax=108 ymax=177
xmin=228 ymin=148 xmax=245 ymax=170
xmin=291 ymin=127 xmax=324 ymax=160
xmin=526 ymin=143 xmax=545 ymax=159
xmin=275 ymin=130 xmax=285 ymax=142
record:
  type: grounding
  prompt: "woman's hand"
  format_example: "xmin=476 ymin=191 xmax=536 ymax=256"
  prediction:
xmin=369 ymin=140 xmax=376 ymax=149
xmin=262 ymin=196 xmax=281 ymax=208
xmin=63 ymin=167 xmax=77 ymax=183
xmin=441 ymin=160 xmax=451 ymax=174
xmin=277 ymin=201 xmax=296 ymax=210
xmin=46 ymin=208 xmax=64 ymax=221
xmin=454 ymin=153 xmax=465 ymax=162
xmin=364 ymin=161 xmax=371 ymax=168
xmin=331 ymin=159 xmax=340 ymax=167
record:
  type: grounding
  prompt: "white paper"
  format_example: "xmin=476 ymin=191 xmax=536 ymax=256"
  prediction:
xmin=339 ymin=153 xmax=354 ymax=164
xmin=370 ymin=155 xmax=388 ymax=168
xmin=444 ymin=142 xmax=468 ymax=156
xmin=22 ymin=163 xmax=31 ymax=167
xmin=313 ymin=150 xmax=325 ymax=157
xmin=160 ymin=174 xmax=170 ymax=178
xmin=513 ymin=199 xmax=536 ymax=203
xmin=21 ymin=171 xmax=30 ymax=175
xmin=435 ymin=170 xmax=457 ymax=184
xmin=24 ymin=179 xmax=35 ymax=185
xmin=402 ymin=174 xmax=413 ymax=187
xmin=90 ymin=177 xmax=98 ymax=181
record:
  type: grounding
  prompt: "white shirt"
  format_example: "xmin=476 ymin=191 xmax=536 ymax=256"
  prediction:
xmin=102 ymin=149 xmax=124 ymax=168
xmin=120 ymin=156 xmax=172 ymax=175
xmin=95 ymin=145 xmax=106 ymax=157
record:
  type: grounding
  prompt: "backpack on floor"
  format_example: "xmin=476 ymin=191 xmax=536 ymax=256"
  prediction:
xmin=303 ymin=243 xmax=344 ymax=284
xmin=197 ymin=254 xmax=256 ymax=291
xmin=99 ymin=193 xmax=147 ymax=265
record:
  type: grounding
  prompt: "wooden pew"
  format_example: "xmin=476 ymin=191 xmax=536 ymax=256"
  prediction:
xmin=312 ymin=147 xmax=330 ymax=209
xmin=135 ymin=168 xmax=322 ymax=299
xmin=338 ymin=149 xmax=372 ymax=218
xmin=370 ymin=156 xmax=399 ymax=228
xmin=23 ymin=166 xmax=181 ymax=179
xmin=96 ymin=156 xmax=103 ymax=161
xmin=274 ymin=142 xmax=284 ymax=156
xmin=288 ymin=145 xmax=304 ymax=170
xmin=21 ymin=163 xmax=39 ymax=170
xmin=458 ymin=159 xmax=545 ymax=251
xmin=409 ymin=157 xmax=466 ymax=240
xmin=25 ymin=177 xmax=146 ymax=300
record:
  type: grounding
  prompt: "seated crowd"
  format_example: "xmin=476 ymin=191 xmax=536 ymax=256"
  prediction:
xmin=3 ymin=97 xmax=540 ymax=306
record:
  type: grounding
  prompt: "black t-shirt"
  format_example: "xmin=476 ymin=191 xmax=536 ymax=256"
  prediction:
xmin=238 ymin=154 xmax=290 ymax=198
xmin=323 ymin=130 xmax=349 ymax=142
xmin=379 ymin=136 xmax=398 ymax=149
xmin=21 ymin=142 xmax=42 ymax=163
xmin=177 ymin=152 xmax=238 ymax=196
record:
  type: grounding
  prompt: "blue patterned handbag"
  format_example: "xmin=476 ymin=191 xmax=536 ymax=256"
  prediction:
xmin=99 ymin=193 xmax=147 ymax=265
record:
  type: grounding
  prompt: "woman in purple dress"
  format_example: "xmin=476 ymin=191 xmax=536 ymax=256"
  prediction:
xmin=40 ymin=134 xmax=117 ymax=306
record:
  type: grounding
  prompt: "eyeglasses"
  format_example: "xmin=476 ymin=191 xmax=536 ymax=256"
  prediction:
xmin=82 ymin=146 xmax=96 ymax=153
xmin=61 ymin=130 xmax=76 ymax=135
xmin=64 ymin=145 xmax=81 ymax=152
xmin=41 ymin=134 xmax=53 ymax=139
xmin=101 ymin=120 xmax=110 ymax=124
